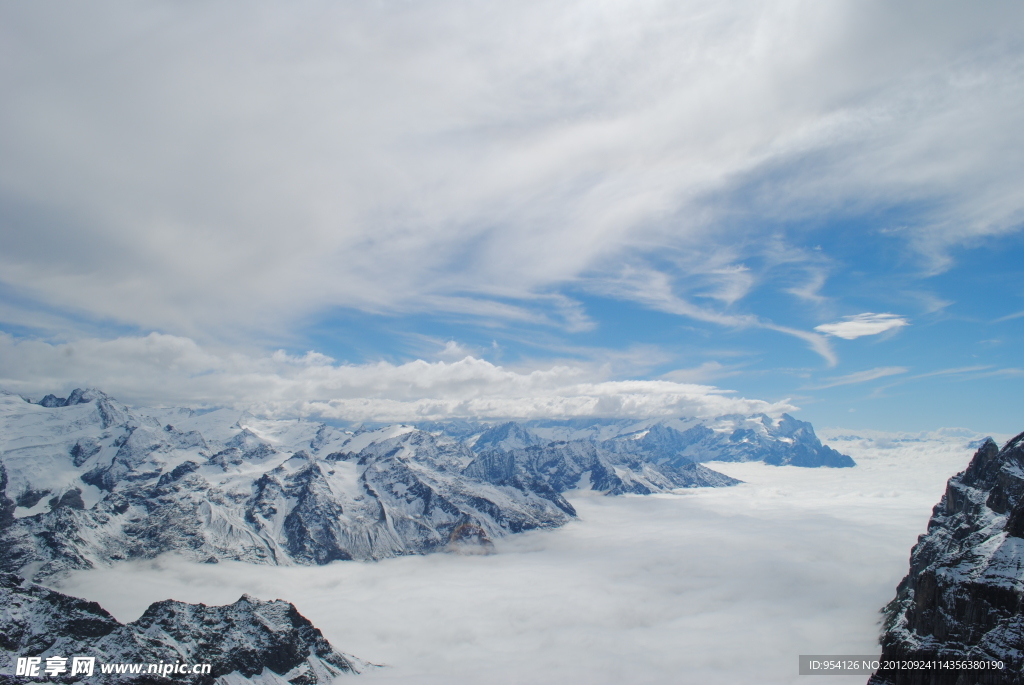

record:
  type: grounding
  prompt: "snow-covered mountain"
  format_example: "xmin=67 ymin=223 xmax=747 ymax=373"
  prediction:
xmin=0 ymin=390 xmax=580 ymax=581
xmin=869 ymin=434 xmax=1024 ymax=685
xmin=453 ymin=414 xmax=855 ymax=468
xmin=465 ymin=423 xmax=739 ymax=495
xmin=0 ymin=389 xmax=770 ymax=581
xmin=0 ymin=572 xmax=368 ymax=684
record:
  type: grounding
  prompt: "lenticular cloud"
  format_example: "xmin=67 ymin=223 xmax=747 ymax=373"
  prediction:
xmin=814 ymin=313 xmax=909 ymax=340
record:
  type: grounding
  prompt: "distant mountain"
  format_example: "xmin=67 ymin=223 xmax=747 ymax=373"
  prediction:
xmin=0 ymin=389 xmax=754 ymax=582
xmin=471 ymin=422 xmax=543 ymax=452
xmin=0 ymin=572 xmax=368 ymax=684
xmin=869 ymin=434 xmax=1024 ymax=685
xmin=464 ymin=421 xmax=739 ymax=496
xmin=433 ymin=414 xmax=855 ymax=468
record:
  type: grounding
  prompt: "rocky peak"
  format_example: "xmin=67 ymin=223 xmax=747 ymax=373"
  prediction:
xmin=0 ymin=573 xmax=370 ymax=683
xmin=472 ymin=422 xmax=541 ymax=453
xmin=869 ymin=433 xmax=1024 ymax=685
xmin=37 ymin=394 xmax=66 ymax=408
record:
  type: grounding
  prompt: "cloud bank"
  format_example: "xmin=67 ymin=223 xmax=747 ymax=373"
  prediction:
xmin=0 ymin=332 xmax=793 ymax=421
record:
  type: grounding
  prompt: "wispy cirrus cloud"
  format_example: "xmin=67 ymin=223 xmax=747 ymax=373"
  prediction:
xmin=660 ymin=361 xmax=746 ymax=384
xmin=814 ymin=313 xmax=909 ymax=340
xmin=909 ymin=365 xmax=991 ymax=380
xmin=806 ymin=366 xmax=909 ymax=389
xmin=993 ymin=310 xmax=1024 ymax=323
xmin=869 ymin=365 xmax=1024 ymax=396
xmin=588 ymin=265 xmax=838 ymax=365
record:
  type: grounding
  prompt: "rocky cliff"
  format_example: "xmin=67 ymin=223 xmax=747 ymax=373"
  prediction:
xmin=869 ymin=434 xmax=1024 ymax=685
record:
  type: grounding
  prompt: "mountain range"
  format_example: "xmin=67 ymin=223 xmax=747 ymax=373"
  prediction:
xmin=0 ymin=388 xmax=850 ymax=582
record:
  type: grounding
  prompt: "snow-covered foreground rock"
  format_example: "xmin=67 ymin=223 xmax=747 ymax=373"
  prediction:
xmin=56 ymin=428 xmax=991 ymax=685
xmin=0 ymin=572 xmax=367 ymax=684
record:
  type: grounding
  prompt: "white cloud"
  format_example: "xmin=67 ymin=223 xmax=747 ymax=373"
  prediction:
xmin=0 ymin=1 xmax=1020 ymax=344
xmin=814 ymin=313 xmax=909 ymax=340
xmin=0 ymin=332 xmax=794 ymax=421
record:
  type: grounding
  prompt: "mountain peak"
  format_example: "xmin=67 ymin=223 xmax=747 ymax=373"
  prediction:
xmin=870 ymin=433 xmax=1024 ymax=683
xmin=472 ymin=422 xmax=541 ymax=452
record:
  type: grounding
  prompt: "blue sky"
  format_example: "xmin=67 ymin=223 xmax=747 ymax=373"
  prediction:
xmin=1 ymin=1 xmax=1022 ymax=433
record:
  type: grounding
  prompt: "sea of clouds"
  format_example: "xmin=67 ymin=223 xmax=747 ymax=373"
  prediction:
xmin=58 ymin=428 xmax=1006 ymax=684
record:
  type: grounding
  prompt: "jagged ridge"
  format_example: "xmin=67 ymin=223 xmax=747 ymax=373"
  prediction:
xmin=0 ymin=572 xmax=367 ymax=684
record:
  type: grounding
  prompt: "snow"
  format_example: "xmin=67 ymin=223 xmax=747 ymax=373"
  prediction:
xmin=337 ymin=426 xmax=417 ymax=455
xmin=574 ymin=470 xmax=593 ymax=491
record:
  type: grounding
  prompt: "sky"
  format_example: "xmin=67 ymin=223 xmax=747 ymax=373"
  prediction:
xmin=1 ymin=1 xmax=1023 ymax=433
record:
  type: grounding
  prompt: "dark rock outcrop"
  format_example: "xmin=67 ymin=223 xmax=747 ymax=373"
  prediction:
xmin=0 ymin=573 xmax=368 ymax=684
xmin=0 ymin=464 xmax=15 ymax=529
xmin=869 ymin=435 xmax=1024 ymax=685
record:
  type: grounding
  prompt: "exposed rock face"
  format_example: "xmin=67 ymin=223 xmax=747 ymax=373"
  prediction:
xmin=869 ymin=435 xmax=1024 ymax=685
xmin=0 ymin=464 xmax=15 ymax=529
xmin=0 ymin=573 xmax=366 ymax=684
